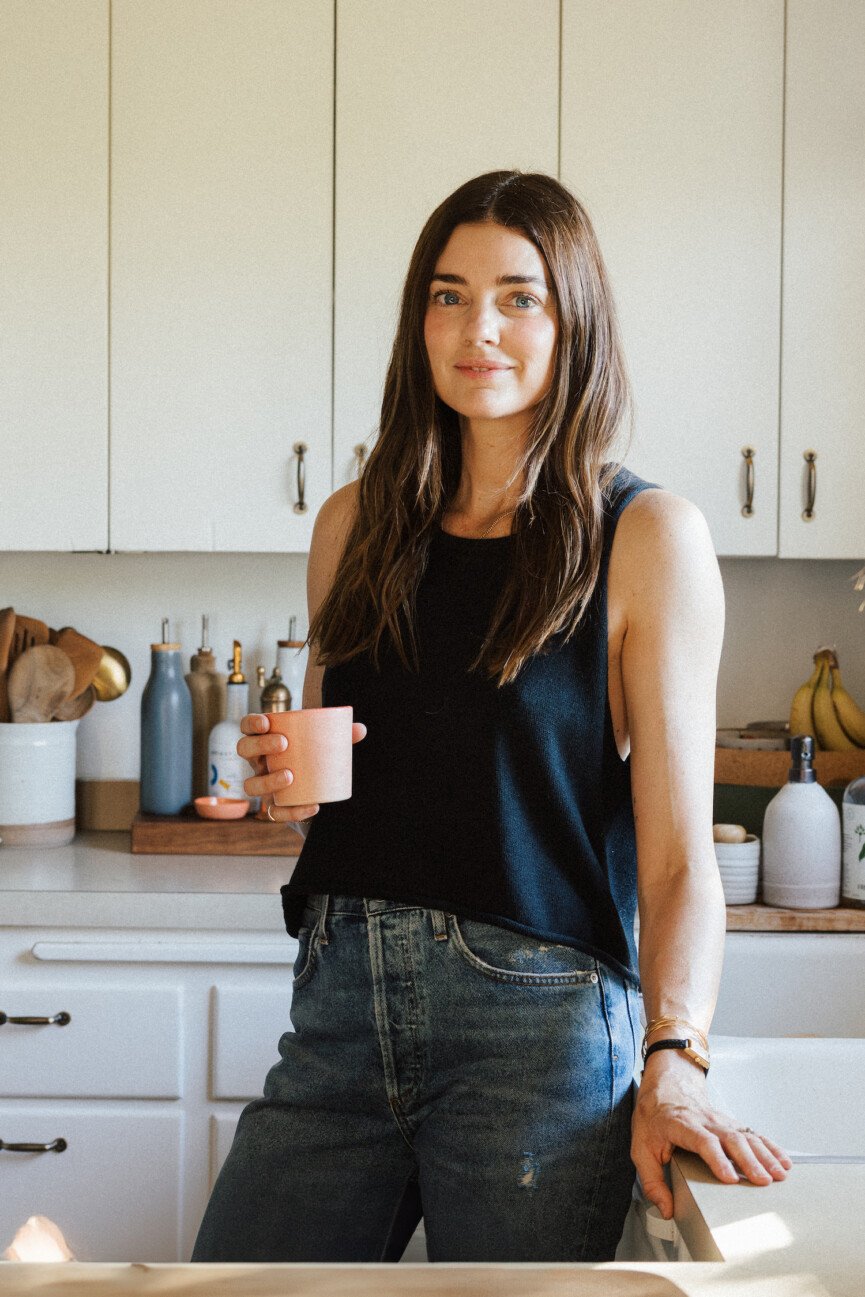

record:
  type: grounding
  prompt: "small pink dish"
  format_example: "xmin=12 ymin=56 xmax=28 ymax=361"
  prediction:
xmin=194 ymin=796 xmax=250 ymax=821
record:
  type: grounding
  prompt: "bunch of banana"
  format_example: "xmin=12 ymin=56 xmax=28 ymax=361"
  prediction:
xmin=789 ymin=647 xmax=865 ymax=750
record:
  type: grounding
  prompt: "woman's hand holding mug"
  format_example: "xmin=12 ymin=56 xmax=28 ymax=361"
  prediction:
xmin=238 ymin=711 xmax=367 ymax=824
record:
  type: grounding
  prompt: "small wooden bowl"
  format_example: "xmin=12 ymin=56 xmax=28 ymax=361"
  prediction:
xmin=194 ymin=796 xmax=250 ymax=820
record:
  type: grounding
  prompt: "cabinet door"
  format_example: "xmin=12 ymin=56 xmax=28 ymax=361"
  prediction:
xmin=110 ymin=1 xmax=333 ymax=551
xmin=561 ymin=1 xmax=783 ymax=557
xmin=0 ymin=984 xmax=182 ymax=1098
xmin=779 ymin=1 xmax=865 ymax=558
xmin=0 ymin=1107 xmax=182 ymax=1261
xmin=210 ymin=983 xmax=291 ymax=1100
xmin=0 ymin=0 xmax=108 ymax=551
xmin=333 ymin=0 xmax=559 ymax=486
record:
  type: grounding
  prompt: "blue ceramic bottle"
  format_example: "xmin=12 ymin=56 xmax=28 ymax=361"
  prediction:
xmin=140 ymin=619 xmax=193 ymax=815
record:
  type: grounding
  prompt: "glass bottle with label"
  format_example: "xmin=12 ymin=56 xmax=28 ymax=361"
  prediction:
xmin=841 ymin=771 xmax=865 ymax=909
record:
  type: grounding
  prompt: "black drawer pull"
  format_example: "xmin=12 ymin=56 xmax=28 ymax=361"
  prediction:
xmin=0 ymin=1138 xmax=67 ymax=1153
xmin=0 ymin=1011 xmax=71 ymax=1026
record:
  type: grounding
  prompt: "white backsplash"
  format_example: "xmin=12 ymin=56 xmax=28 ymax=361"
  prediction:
xmin=1 ymin=550 xmax=864 ymax=779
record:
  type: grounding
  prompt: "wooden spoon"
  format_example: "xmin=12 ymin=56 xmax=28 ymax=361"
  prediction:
xmin=7 ymin=645 xmax=76 ymax=723
xmin=53 ymin=627 xmax=104 ymax=699
xmin=0 ymin=606 xmax=15 ymax=723
xmin=53 ymin=683 xmax=96 ymax=721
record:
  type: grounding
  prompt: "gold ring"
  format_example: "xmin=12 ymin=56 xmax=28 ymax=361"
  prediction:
xmin=266 ymin=802 xmax=278 ymax=823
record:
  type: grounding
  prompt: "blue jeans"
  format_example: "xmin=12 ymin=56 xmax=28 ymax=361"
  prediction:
xmin=192 ymin=894 xmax=640 ymax=1263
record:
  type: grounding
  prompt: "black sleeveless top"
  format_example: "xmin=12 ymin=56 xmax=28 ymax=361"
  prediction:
xmin=281 ymin=466 xmax=660 ymax=989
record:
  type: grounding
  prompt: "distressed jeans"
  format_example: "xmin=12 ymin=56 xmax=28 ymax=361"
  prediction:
xmin=191 ymin=894 xmax=640 ymax=1263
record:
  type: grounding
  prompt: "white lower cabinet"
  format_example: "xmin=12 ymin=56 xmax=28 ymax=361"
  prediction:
xmin=0 ymin=927 xmax=297 ymax=1263
xmin=0 ymin=1107 xmax=182 ymax=1262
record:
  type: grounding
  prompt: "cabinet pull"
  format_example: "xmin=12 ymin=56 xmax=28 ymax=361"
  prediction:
xmin=802 ymin=449 xmax=817 ymax=521
xmin=0 ymin=1138 xmax=67 ymax=1153
xmin=354 ymin=443 xmax=368 ymax=477
xmin=293 ymin=441 xmax=308 ymax=514
xmin=741 ymin=446 xmax=755 ymax=517
xmin=0 ymin=1011 xmax=71 ymax=1026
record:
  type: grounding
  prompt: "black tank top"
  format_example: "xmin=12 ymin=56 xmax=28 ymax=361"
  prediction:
xmin=281 ymin=465 xmax=660 ymax=989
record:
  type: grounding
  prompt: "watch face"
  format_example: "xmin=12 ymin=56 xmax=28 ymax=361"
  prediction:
xmin=684 ymin=1041 xmax=711 ymax=1070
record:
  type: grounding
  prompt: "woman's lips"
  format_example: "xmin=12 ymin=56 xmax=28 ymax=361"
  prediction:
xmin=454 ymin=364 xmax=513 ymax=378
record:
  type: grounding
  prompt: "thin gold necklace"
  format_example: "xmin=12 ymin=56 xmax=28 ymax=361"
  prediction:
xmin=477 ymin=507 xmax=516 ymax=538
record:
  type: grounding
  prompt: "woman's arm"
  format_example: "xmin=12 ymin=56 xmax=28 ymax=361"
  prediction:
xmin=615 ymin=489 xmax=791 ymax=1218
xmin=239 ymin=481 xmax=366 ymax=829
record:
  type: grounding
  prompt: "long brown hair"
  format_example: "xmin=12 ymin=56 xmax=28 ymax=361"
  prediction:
xmin=310 ymin=170 xmax=634 ymax=687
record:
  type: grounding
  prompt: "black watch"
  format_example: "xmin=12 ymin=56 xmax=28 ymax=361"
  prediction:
xmin=642 ymin=1037 xmax=710 ymax=1073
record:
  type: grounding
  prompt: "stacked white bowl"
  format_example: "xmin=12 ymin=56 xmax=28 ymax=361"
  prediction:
xmin=714 ymin=833 xmax=760 ymax=904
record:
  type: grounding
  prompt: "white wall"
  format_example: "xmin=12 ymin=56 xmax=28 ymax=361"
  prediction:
xmin=1 ymin=549 xmax=864 ymax=779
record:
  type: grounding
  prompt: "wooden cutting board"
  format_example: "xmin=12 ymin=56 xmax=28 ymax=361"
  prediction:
xmin=130 ymin=808 xmax=304 ymax=855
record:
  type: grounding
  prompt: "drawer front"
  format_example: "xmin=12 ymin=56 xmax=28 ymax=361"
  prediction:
xmin=0 ymin=1106 xmax=182 ymax=1262
xmin=0 ymin=984 xmax=182 ymax=1098
xmin=210 ymin=982 xmax=293 ymax=1100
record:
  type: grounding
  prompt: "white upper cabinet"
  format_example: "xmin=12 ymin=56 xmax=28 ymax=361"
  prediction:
xmin=0 ymin=0 xmax=108 ymax=551
xmin=333 ymin=0 xmax=559 ymax=487
xmin=779 ymin=1 xmax=865 ymax=558
xmin=110 ymin=0 xmax=333 ymax=551
xmin=561 ymin=1 xmax=784 ymax=557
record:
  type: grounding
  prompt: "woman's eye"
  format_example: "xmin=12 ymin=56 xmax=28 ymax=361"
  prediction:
xmin=430 ymin=289 xmax=461 ymax=306
xmin=513 ymin=293 xmax=541 ymax=308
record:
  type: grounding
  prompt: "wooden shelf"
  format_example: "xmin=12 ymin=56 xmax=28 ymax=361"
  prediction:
xmin=715 ymin=746 xmax=865 ymax=788
xmin=726 ymin=903 xmax=865 ymax=931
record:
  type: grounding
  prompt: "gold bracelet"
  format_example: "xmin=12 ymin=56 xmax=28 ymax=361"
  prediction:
xmin=644 ymin=1016 xmax=709 ymax=1052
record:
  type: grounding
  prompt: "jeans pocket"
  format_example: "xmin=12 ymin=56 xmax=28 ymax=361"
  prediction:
xmin=450 ymin=915 xmax=601 ymax=986
xmin=291 ymin=924 xmax=318 ymax=989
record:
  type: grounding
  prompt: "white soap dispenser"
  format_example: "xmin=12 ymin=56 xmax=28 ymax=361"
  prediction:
xmin=762 ymin=733 xmax=841 ymax=908
xmin=207 ymin=640 xmax=257 ymax=810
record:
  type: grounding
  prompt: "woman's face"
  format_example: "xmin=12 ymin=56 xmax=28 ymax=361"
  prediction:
xmin=423 ymin=221 xmax=558 ymax=438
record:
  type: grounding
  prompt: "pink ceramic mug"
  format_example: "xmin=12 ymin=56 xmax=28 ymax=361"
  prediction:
xmin=265 ymin=706 xmax=354 ymax=806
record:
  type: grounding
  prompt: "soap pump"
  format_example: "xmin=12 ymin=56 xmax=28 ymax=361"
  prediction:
xmin=762 ymin=733 xmax=841 ymax=908
xmin=207 ymin=640 xmax=256 ymax=810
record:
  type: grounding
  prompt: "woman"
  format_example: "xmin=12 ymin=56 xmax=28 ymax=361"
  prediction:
xmin=192 ymin=171 xmax=791 ymax=1264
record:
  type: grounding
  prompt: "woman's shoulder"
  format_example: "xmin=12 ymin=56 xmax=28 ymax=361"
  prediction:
xmin=315 ymin=478 xmax=361 ymax=535
xmin=611 ymin=485 xmax=720 ymax=612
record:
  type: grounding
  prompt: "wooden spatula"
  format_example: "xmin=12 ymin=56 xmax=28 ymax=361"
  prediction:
xmin=0 ymin=606 xmax=15 ymax=723
xmin=53 ymin=627 xmax=104 ymax=699
xmin=7 ymin=645 xmax=76 ymax=723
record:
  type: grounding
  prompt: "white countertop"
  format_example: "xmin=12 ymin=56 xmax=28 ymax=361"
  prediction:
xmin=669 ymin=1151 xmax=865 ymax=1295
xmin=0 ymin=831 xmax=293 ymax=930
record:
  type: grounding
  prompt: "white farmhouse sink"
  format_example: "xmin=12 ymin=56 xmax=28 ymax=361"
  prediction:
xmin=706 ymin=1035 xmax=865 ymax=1158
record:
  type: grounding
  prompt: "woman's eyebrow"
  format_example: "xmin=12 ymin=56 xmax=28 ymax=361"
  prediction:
xmin=430 ymin=272 xmax=548 ymax=287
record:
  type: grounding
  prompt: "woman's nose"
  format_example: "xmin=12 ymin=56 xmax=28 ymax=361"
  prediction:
xmin=463 ymin=300 xmax=500 ymax=346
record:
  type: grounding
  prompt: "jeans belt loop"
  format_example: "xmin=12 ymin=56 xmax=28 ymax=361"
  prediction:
xmin=317 ymin=893 xmax=331 ymax=945
xmin=430 ymin=909 xmax=449 ymax=941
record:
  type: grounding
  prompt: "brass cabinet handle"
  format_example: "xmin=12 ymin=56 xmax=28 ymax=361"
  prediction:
xmin=741 ymin=446 xmax=755 ymax=517
xmin=0 ymin=1011 xmax=70 ymax=1026
xmin=293 ymin=441 xmax=308 ymax=514
xmin=802 ymin=449 xmax=817 ymax=520
xmin=354 ymin=443 xmax=368 ymax=477
xmin=0 ymin=1138 xmax=67 ymax=1153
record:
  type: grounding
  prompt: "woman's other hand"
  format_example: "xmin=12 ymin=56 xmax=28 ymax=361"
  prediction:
xmin=237 ymin=712 xmax=367 ymax=823
xmin=631 ymin=1051 xmax=793 ymax=1219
